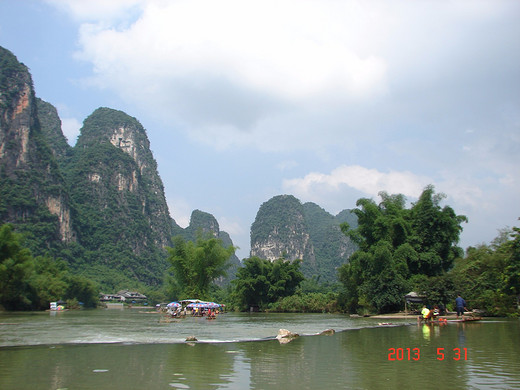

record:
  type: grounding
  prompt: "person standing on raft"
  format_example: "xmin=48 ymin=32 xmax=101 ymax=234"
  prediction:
xmin=455 ymin=295 xmax=467 ymax=319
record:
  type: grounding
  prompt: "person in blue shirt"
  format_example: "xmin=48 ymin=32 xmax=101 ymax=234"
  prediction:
xmin=455 ymin=295 xmax=467 ymax=319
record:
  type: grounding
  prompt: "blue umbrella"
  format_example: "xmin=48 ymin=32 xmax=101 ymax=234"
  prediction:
xmin=167 ymin=302 xmax=181 ymax=308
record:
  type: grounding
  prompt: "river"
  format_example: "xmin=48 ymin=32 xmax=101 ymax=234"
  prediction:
xmin=0 ymin=309 xmax=518 ymax=389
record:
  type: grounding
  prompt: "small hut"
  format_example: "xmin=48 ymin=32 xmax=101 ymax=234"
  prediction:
xmin=404 ymin=291 xmax=425 ymax=313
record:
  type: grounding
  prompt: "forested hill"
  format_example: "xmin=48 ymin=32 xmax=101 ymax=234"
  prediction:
xmin=61 ymin=107 xmax=174 ymax=287
xmin=0 ymin=46 xmax=237 ymax=291
xmin=250 ymin=194 xmax=358 ymax=282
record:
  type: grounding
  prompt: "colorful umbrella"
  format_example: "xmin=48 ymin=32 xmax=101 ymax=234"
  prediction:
xmin=186 ymin=302 xmax=206 ymax=308
xmin=167 ymin=302 xmax=181 ymax=307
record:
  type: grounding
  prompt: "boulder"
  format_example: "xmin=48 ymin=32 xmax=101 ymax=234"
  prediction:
xmin=185 ymin=335 xmax=198 ymax=342
xmin=276 ymin=329 xmax=299 ymax=344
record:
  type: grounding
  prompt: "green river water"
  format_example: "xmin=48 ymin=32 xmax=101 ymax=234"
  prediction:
xmin=0 ymin=309 xmax=518 ymax=389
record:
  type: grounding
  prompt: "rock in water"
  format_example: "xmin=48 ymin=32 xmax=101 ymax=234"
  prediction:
xmin=276 ymin=329 xmax=299 ymax=344
xmin=320 ymin=329 xmax=335 ymax=336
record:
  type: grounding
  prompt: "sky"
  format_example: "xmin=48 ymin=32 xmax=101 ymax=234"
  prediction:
xmin=0 ymin=0 xmax=519 ymax=260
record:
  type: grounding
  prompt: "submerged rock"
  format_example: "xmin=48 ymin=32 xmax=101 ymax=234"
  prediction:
xmin=320 ymin=329 xmax=335 ymax=335
xmin=185 ymin=335 xmax=198 ymax=342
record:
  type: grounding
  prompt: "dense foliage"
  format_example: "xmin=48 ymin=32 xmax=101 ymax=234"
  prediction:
xmin=0 ymin=167 xmax=63 ymax=252
xmin=338 ymin=186 xmax=467 ymax=313
xmin=266 ymin=292 xmax=339 ymax=313
xmin=0 ymin=224 xmax=98 ymax=310
xmin=301 ymin=202 xmax=358 ymax=281
xmin=446 ymin=226 xmax=520 ymax=316
xmin=0 ymin=47 xmax=30 ymax=108
xmin=58 ymin=108 xmax=174 ymax=288
xmin=62 ymin=141 xmax=167 ymax=287
xmin=0 ymin=47 xmax=69 ymax=257
xmin=230 ymin=256 xmax=305 ymax=310
xmin=36 ymin=98 xmax=70 ymax=159
xmin=167 ymin=235 xmax=236 ymax=300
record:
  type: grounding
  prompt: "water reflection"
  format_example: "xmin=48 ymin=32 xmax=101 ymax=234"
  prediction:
xmin=0 ymin=343 xmax=237 ymax=390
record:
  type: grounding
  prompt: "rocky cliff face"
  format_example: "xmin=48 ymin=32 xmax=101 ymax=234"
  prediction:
xmin=0 ymin=47 xmax=75 ymax=247
xmin=250 ymin=194 xmax=357 ymax=281
xmin=62 ymin=108 xmax=174 ymax=285
xmin=73 ymin=107 xmax=172 ymax=249
xmin=251 ymin=195 xmax=315 ymax=263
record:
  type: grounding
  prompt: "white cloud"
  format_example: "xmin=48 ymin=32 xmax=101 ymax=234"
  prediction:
xmin=67 ymin=1 xmax=389 ymax=135
xmin=284 ymin=165 xmax=431 ymax=201
xmin=46 ymin=0 xmax=520 ymax=158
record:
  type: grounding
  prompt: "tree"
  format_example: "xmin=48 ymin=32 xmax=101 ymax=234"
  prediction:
xmin=0 ymin=223 xmax=100 ymax=310
xmin=502 ymin=225 xmax=520 ymax=308
xmin=29 ymin=256 xmax=68 ymax=310
xmin=64 ymin=274 xmax=99 ymax=308
xmin=409 ymin=185 xmax=467 ymax=274
xmin=448 ymin=224 xmax=520 ymax=315
xmin=267 ymin=258 xmax=304 ymax=301
xmin=338 ymin=186 xmax=466 ymax=314
xmin=0 ymin=224 xmax=35 ymax=309
xmin=166 ymin=235 xmax=236 ymax=299
xmin=231 ymin=257 xmax=304 ymax=310
xmin=232 ymin=257 xmax=270 ymax=309
xmin=339 ymin=240 xmax=410 ymax=313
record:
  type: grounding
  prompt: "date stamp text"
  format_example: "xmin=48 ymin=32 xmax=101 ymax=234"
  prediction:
xmin=388 ymin=347 xmax=468 ymax=361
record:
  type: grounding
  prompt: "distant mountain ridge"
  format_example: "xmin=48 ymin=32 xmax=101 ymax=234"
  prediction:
xmin=250 ymin=195 xmax=358 ymax=282
xmin=0 ymin=46 xmax=238 ymax=290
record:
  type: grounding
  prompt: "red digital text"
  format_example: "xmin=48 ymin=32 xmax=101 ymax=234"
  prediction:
xmin=388 ymin=347 xmax=468 ymax=361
